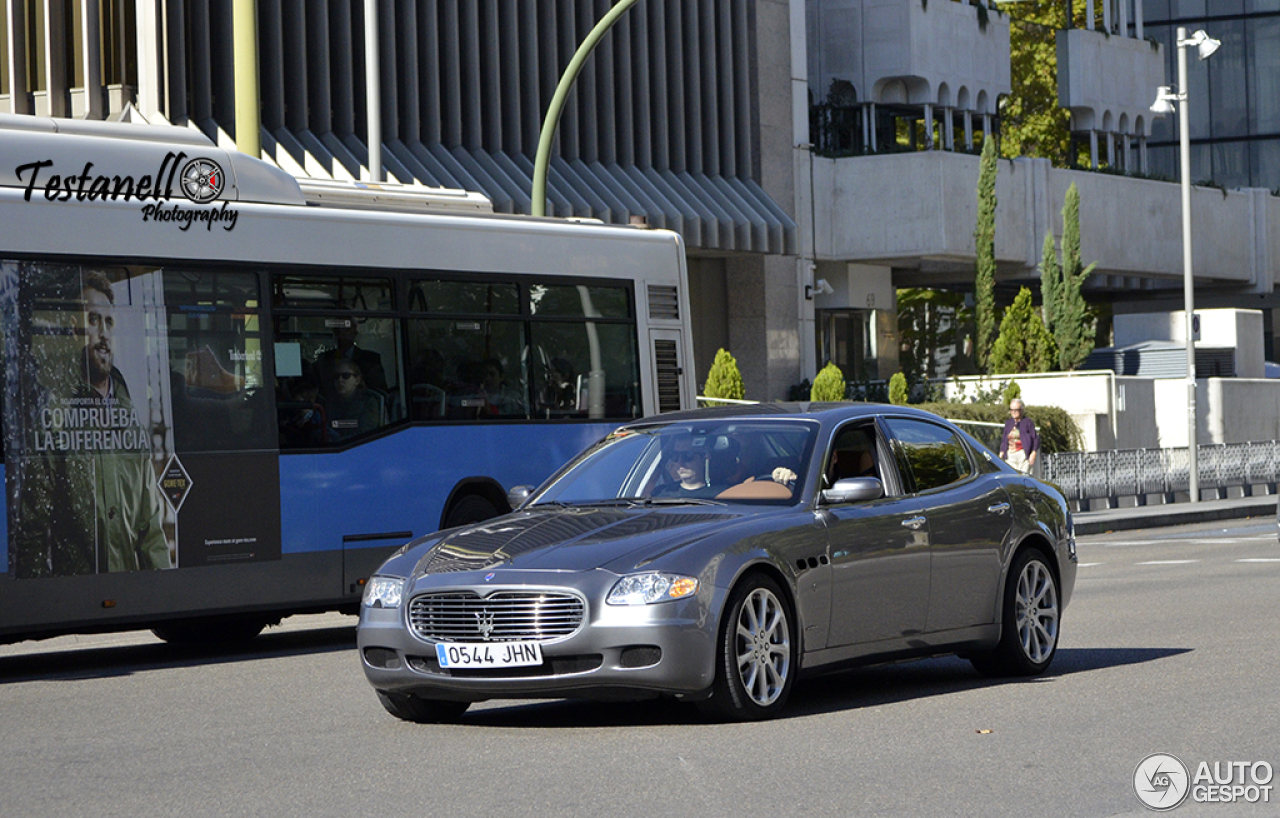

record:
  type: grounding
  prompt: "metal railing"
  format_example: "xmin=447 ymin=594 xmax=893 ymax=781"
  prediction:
xmin=1042 ymin=442 xmax=1280 ymax=508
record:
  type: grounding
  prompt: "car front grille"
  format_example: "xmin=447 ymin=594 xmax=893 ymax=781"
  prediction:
xmin=408 ymin=591 xmax=586 ymax=643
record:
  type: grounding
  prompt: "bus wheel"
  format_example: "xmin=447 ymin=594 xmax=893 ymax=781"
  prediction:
xmin=151 ymin=616 xmax=270 ymax=645
xmin=443 ymin=495 xmax=499 ymax=528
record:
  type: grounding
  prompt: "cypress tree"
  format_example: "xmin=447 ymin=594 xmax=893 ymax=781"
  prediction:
xmin=1058 ymin=183 xmax=1097 ymax=370
xmin=974 ymin=137 xmax=998 ymax=370
xmin=1039 ymin=231 xmax=1060 ymax=337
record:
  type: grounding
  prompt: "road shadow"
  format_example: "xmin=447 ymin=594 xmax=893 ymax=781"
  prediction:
xmin=0 ymin=623 xmax=357 ymax=684
xmin=456 ymin=646 xmax=1192 ymax=729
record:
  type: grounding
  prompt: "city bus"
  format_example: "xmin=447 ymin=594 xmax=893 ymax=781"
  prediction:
xmin=0 ymin=114 xmax=695 ymax=644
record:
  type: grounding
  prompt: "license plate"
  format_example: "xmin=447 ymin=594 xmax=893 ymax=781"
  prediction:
xmin=436 ymin=641 xmax=543 ymax=669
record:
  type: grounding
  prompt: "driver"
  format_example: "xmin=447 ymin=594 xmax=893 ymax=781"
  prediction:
xmin=652 ymin=434 xmax=727 ymax=499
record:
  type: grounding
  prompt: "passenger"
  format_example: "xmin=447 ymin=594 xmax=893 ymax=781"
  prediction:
xmin=652 ymin=435 xmax=727 ymax=499
xmin=326 ymin=360 xmax=383 ymax=440
xmin=278 ymin=373 xmax=328 ymax=447
xmin=315 ymin=319 xmax=387 ymax=401
xmin=480 ymin=357 xmax=525 ymax=417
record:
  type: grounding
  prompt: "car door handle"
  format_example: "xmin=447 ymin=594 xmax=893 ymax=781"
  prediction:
xmin=987 ymin=502 xmax=1010 ymax=514
xmin=901 ymin=516 xmax=926 ymax=530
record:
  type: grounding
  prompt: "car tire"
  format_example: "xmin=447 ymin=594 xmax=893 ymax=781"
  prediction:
xmin=443 ymin=495 xmax=499 ymax=528
xmin=698 ymin=573 xmax=796 ymax=721
xmin=376 ymin=691 xmax=470 ymax=723
xmin=970 ymin=548 xmax=1060 ymax=677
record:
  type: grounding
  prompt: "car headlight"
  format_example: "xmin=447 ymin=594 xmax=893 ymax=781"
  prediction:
xmin=363 ymin=576 xmax=406 ymax=608
xmin=607 ymin=573 xmax=699 ymax=605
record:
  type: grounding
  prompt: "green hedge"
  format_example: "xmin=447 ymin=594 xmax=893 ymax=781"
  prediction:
xmin=914 ymin=402 xmax=1083 ymax=455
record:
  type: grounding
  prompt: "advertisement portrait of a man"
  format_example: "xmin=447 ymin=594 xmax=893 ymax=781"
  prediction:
xmin=5 ymin=266 xmax=172 ymax=577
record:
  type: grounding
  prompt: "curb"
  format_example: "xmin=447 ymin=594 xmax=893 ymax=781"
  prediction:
xmin=1074 ymin=496 xmax=1277 ymax=536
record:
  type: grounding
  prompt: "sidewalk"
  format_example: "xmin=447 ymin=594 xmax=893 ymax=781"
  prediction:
xmin=1073 ymin=493 xmax=1278 ymax=536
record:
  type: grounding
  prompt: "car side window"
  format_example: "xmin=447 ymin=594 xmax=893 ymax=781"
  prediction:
xmin=884 ymin=417 xmax=973 ymax=493
xmin=823 ymin=424 xmax=880 ymax=489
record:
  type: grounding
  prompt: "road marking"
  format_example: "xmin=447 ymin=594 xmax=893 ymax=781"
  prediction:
xmin=1135 ymin=560 xmax=1200 ymax=565
xmin=1237 ymin=558 xmax=1280 ymax=563
xmin=1077 ymin=562 xmax=1103 ymax=567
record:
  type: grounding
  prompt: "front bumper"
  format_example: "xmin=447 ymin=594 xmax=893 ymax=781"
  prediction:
xmin=357 ymin=568 xmax=724 ymax=702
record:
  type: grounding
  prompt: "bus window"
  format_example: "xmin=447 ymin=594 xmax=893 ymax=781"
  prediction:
xmin=408 ymin=280 xmax=519 ymax=315
xmin=530 ymin=283 xmax=639 ymax=420
xmin=273 ymin=308 xmax=405 ymax=448
xmin=529 ymin=284 xmax=630 ymax=318
xmin=530 ymin=322 xmax=640 ymax=420
xmin=165 ymin=269 xmax=273 ymax=454
xmin=272 ymin=274 xmax=394 ymax=311
xmin=406 ymin=318 xmax=528 ymax=421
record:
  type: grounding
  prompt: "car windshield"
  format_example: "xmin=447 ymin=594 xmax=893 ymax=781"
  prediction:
xmin=530 ymin=419 xmax=820 ymax=506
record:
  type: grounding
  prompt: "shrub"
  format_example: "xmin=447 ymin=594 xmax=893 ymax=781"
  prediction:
xmin=913 ymin=401 xmax=1082 ymax=455
xmin=810 ymin=362 xmax=846 ymax=402
xmin=703 ymin=348 xmax=745 ymax=401
xmin=989 ymin=287 xmax=1057 ymax=374
xmin=889 ymin=372 xmax=909 ymax=405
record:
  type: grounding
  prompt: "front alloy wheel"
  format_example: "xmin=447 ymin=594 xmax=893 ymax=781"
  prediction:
xmin=700 ymin=574 xmax=795 ymax=721
xmin=971 ymin=548 xmax=1060 ymax=677
xmin=1014 ymin=555 xmax=1059 ymax=665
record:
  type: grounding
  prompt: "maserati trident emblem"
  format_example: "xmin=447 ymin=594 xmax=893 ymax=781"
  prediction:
xmin=475 ymin=609 xmax=496 ymax=641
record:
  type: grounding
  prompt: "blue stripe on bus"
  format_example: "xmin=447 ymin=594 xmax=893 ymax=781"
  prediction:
xmin=278 ymin=423 xmax=615 ymax=554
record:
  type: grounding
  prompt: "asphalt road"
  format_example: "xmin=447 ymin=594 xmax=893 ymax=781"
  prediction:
xmin=1 ymin=520 xmax=1277 ymax=818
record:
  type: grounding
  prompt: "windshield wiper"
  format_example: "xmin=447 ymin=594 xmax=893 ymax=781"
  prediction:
xmin=529 ymin=499 xmax=639 ymax=509
xmin=638 ymin=497 xmax=726 ymax=507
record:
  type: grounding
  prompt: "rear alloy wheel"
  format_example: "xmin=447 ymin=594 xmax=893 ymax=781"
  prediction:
xmin=971 ymin=549 xmax=1060 ymax=677
xmin=376 ymin=691 xmax=470 ymax=724
xmin=700 ymin=574 xmax=796 ymax=721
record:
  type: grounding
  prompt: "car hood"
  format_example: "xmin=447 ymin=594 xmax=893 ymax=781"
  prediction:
xmin=411 ymin=505 xmax=754 ymax=576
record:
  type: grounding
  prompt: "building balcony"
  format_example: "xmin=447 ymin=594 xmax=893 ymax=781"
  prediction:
xmin=808 ymin=0 xmax=1010 ymax=151
xmin=808 ymin=151 xmax=1278 ymax=294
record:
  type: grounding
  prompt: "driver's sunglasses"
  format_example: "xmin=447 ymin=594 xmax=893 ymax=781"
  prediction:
xmin=670 ymin=450 xmax=701 ymax=464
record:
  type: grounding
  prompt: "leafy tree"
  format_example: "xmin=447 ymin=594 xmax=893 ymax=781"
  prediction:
xmin=1001 ymin=5 xmax=1072 ymax=166
xmin=703 ymin=348 xmax=745 ymax=401
xmin=974 ymin=137 xmax=998 ymax=370
xmin=1057 ymin=183 xmax=1097 ymax=369
xmin=989 ymin=287 xmax=1057 ymax=374
xmin=810 ymin=362 xmax=846 ymax=401
xmin=1001 ymin=379 xmax=1022 ymax=406
xmin=889 ymin=372 xmax=909 ymax=406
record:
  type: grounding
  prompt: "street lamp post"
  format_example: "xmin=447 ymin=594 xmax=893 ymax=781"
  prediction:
xmin=1151 ymin=27 xmax=1220 ymax=504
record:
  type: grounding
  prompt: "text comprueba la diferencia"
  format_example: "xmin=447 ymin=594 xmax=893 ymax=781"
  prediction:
xmin=13 ymin=152 xmax=239 ymax=231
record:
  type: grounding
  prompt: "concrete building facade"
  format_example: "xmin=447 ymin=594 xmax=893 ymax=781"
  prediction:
xmin=4 ymin=0 xmax=1280 ymax=397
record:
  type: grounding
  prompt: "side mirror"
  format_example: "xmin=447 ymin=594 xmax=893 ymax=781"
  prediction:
xmin=507 ymin=485 xmax=535 ymax=510
xmin=820 ymin=477 xmax=884 ymax=505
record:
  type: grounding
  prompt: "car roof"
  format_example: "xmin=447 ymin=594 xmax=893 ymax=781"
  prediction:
xmin=625 ymin=402 xmax=952 ymax=428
